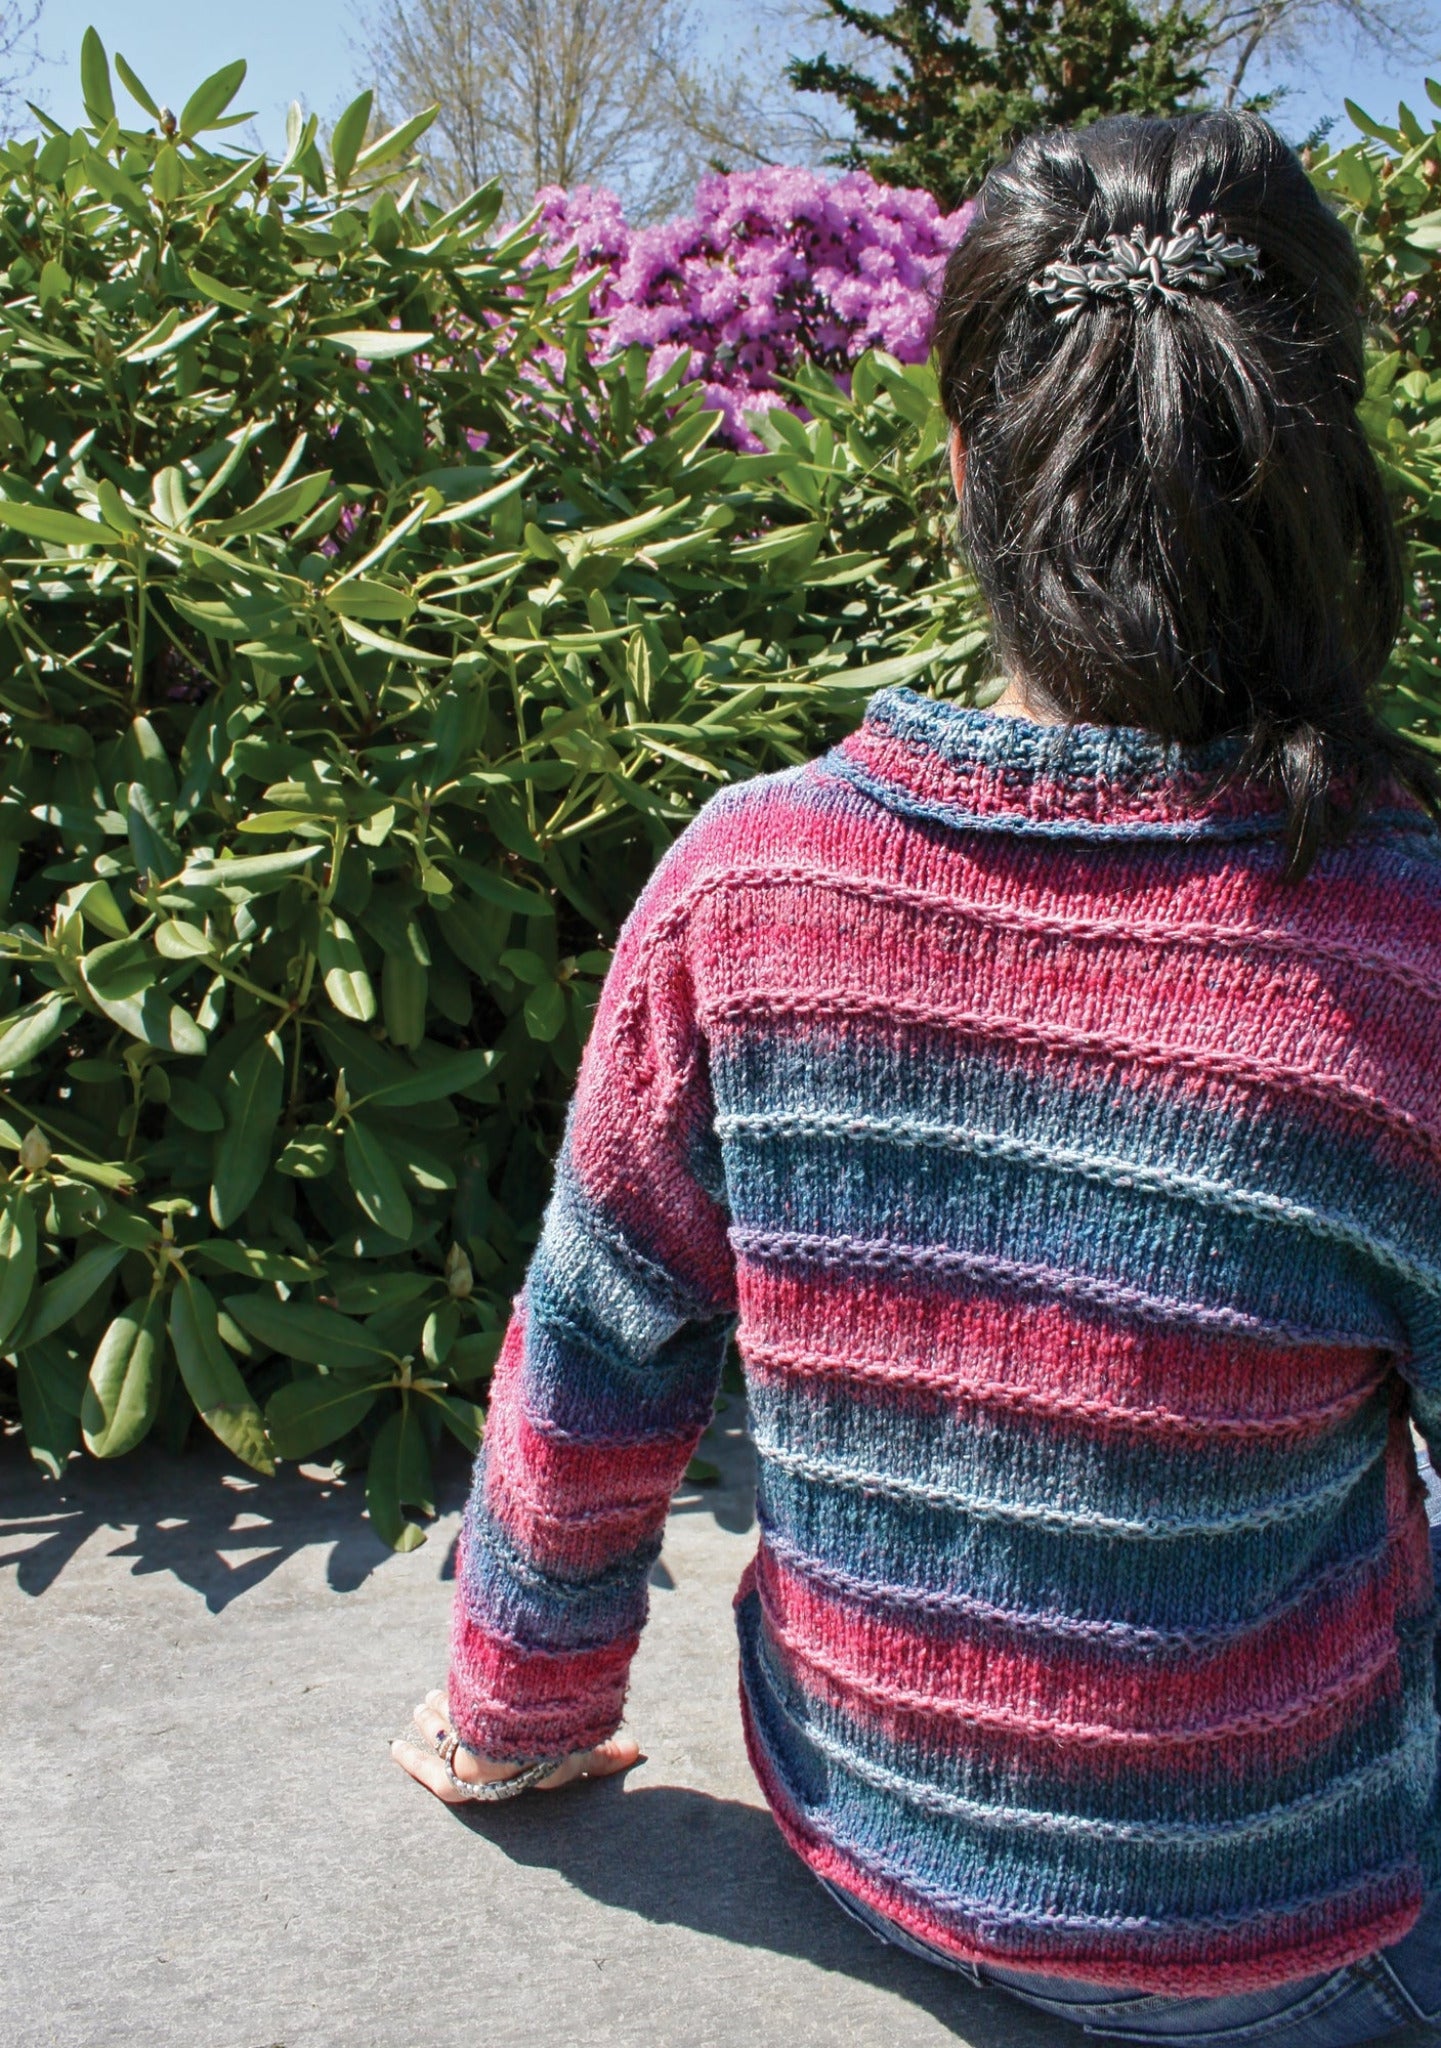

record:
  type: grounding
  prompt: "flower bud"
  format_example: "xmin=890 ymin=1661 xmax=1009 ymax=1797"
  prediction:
xmin=18 ymin=1126 xmax=51 ymax=1174
xmin=444 ymin=1243 xmax=474 ymax=1300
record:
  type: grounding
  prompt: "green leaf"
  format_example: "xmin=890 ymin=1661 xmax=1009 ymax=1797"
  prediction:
xmin=80 ymin=27 xmax=117 ymax=127
xmin=207 ymin=472 xmax=332 ymax=538
xmin=319 ymin=910 xmax=376 ymax=1021
xmin=169 ymin=1274 xmax=274 ymax=1475
xmin=381 ymin=951 xmax=427 ymax=1049
xmin=223 ymin=1292 xmax=389 ymax=1369
xmin=366 ymin=1403 xmax=432 ymax=1549
xmin=152 ymin=143 xmax=183 ymax=206
xmin=114 ymin=50 xmax=162 ymax=119
xmin=322 ymin=577 xmax=417 ymax=621
xmin=266 ymin=1372 xmax=384 ymax=1459
xmin=276 ymin=1125 xmax=337 ymax=1178
xmin=209 ymin=1031 xmax=283 ymax=1228
xmin=80 ymin=958 xmax=207 ymax=1057
xmin=0 ymin=499 xmax=121 ymax=548
xmin=187 ymin=1242 xmax=319 ymax=1284
xmin=523 ymin=978 xmax=566 ymax=1042
xmin=17 ymin=1352 xmax=82 ymax=1478
xmin=155 ymin=918 xmax=212 ymax=960
xmin=167 ymin=1078 xmax=224 ymax=1132
xmin=186 ymin=265 xmax=266 ymax=316
xmin=127 ymin=780 xmax=180 ymax=881
xmin=357 ymin=1045 xmax=497 ymax=1109
xmin=179 ymin=58 xmax=248 ymax=137
xmin=424 ymin=1390 xmax=484 ymax=1451
xmin=22 ymin=1240 xmax=126 ymax=1346
xmin=343 ymin=1119 xmax=413 ymax=1240
xmin=330 ymin=88 xmax=372 ymax=185
xmin=174 ymin=846 xmax=324 ymax=893
xmin=122 ymin=305 xmax=220 ymax=363
xmin=82 ymin=1294 xmax=163 ymax=1457
xmin=0 ymin=1185 xmax=37 ymax=1350
xmin=324 ymin=330 xmax=434 ymax=360
xmin=0 ymin=993 xmax=71 ymax=1076
xmin=354 ymin=104 xmax=438 ymax=173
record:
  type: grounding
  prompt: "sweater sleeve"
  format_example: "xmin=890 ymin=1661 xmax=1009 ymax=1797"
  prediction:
xmin=447 ymin=842 xmax=735 ymax=1761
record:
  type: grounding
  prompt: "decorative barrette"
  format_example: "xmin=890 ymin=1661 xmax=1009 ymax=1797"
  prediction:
xmin=1029 ymin=214 xmax=1261 ymax=321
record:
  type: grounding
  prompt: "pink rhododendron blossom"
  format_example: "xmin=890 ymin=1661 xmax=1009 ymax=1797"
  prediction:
xmin=529 ymin=168 xmax=973 ymax=449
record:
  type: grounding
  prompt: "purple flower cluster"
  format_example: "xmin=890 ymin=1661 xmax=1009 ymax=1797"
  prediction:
xmin=531 ymin=168 xmax=973 ymax=448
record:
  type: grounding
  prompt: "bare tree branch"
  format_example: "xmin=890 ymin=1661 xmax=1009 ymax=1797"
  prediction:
xmin=0 ymin=0 xmax=44 ymax=131
xmin=355 ymin=0 xmax=713 ymax=216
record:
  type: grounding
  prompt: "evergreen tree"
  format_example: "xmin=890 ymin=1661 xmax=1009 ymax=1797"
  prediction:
xmin=787 ymin=0 xmax=1212 ymax=208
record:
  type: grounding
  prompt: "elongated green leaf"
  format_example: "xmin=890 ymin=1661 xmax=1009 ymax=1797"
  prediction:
xmin=176 ymin=845 xmax=324 ymax=891
xmin=322 ymin=578 xmax=416 ymax=621
xmin=169 ymin=1275 xmax=274 ymax=1474
xmin=180 ymin=58 xmax=248 ymax=136
xmin=82 ymin=1295 xmax=163 ymax=1456
xmin=17 ymin=1352 xmax=82 ymax=1477
xmin=127 ymin=780 xmax=180 ymax=881
xmin=336 ymin=615 xmax=446 ymax=664
xmin=80 ymin=963 xmax=207 ymax=1057
xmin=167 ymin=1078 xmax=223 ymax=1132
xmin=423 ymin=1390 xmax=485 ymax=1452
xmin=319 ymin=911 xmax=376 ymax=1022
xmin=22 ymin=1240 xmax=126 ymax=1346
xmin=207 ymin=471 xmax=332 ymax=538
xmin=267 ymin=1372 xmax=385 ymax=1459
xmin=343 ymin=1119 xmax=412 ymax=1240
xmin=381 ymin=952 xmax=426 ymax=1049
xmin=330 ymin=88 xmax=372 ymax=185
xmin=354 ymin=104 xmax=438 ymax=173
xmin=0 ymin=994 xmax=71 ymax=1076
xmin=366 ymin=1402 xmax=431 ymax=1550
xmin=324 ymin=329 xmax=434 ymax=360
xmin=0 ymin=499 xmax=121 ymax=547
xmin=209 ymin=1031 xmax=283 ymax=1228
xmin=275 ymin=1125 xmax=336 ymax=1178
xmin=0 ymin=1186 xmax=37 ymax=1350
xmin=358 ymin=1046 xmax=498 ymax=1110
xmin=187 ymin=1242 xmax=319 ymax=1283
xmin=187 ymin=265 xmax=266 ymax=316
xmin=114 ymin=50 xmax=162 ymax=119
xmin=121 ymin=306 xmax=219 ymax=364
xmin=79 ymin=26 xmax=116 ymax=127
xmin=223 ymin=1292 xmax=389 ymax=1369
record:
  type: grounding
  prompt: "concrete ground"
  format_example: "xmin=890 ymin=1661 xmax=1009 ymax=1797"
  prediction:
xmin=5 ymin=1412 xmax=1439 ymax=2048
xmin=3 ymin=1405 xmax=1065 ymax=2048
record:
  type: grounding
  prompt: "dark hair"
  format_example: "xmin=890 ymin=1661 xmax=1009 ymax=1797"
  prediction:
xmin=932 ymin=110 xmax=1439 ymax=878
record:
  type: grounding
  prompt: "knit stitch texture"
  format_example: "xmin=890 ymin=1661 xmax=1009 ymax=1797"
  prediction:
xmin=450 ymin=687 xmax=1441 ymax=1995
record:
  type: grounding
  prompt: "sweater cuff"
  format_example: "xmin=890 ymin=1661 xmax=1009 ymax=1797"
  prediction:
xmin=448 ymin=1603 xmax=637 ymax=1760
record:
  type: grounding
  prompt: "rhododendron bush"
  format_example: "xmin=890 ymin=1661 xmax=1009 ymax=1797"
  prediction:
xmin=533 ymin=168 xmax=974 ymax=447
xmin=0 ymin=44 xmax=986 ymax=1537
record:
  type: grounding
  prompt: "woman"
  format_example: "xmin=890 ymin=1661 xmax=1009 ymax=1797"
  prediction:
xmin=394 ymin=110 xmax=1441 ymax=2038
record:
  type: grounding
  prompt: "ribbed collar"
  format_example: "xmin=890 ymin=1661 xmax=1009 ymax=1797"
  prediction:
xmin=828 ymin=687 xmax=1293 ymax=843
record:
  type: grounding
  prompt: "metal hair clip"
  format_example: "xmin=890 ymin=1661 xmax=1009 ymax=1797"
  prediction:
xmin=1029 ymin=214 xmax=1261 ymax=322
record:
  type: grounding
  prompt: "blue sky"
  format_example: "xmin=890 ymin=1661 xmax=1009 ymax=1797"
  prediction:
xmin=23 ymin=0 xmax=1441 ymax=163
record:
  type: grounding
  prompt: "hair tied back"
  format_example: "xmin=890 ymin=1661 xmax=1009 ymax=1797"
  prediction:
xmin=1029 ymin=213 xmax=1262 ymax=322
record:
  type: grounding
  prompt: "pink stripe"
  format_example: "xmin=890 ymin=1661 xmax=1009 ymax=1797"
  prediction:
xmin=753 ymin=1538 xmax=1409 ymax=1746
xmin=482 ymin=1310 xmax=695 ymax=1573
xmin=737 ymin=1263 xmax=1385 ymax=1429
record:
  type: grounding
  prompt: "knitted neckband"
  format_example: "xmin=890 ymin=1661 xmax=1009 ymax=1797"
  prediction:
xmin=827 ymin=687 xmax=1430 ymax=845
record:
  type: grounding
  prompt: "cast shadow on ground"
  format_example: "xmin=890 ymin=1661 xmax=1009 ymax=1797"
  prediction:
xmin=0 ymin=1431 xmax=472 ymax=1610
xmin=453 ymin=1776 xmax=1075 ymax=2047
xmin=0 ymin=1394 xmax=757 ymax=1610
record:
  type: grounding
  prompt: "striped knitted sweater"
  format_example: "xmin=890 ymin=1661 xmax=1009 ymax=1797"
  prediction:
xmin=450 ymin=686 xmax=1441 ymax=1996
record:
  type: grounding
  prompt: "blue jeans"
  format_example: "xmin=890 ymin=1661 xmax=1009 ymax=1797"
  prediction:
xmin=818 ymin=1877 xmax=1441 ymax=2042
